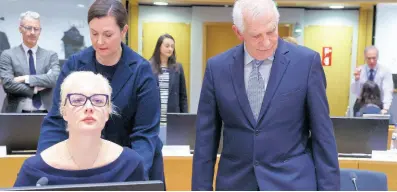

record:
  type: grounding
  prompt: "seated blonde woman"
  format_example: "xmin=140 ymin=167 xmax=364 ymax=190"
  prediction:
xmin=14 ymin=71 xmax=145 ymax=187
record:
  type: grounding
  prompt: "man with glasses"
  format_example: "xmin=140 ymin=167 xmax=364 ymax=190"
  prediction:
xmin=0 ymin=11 xmax=60 ymax=113
xmin=351 ymin=46 xmax=394 ymax=116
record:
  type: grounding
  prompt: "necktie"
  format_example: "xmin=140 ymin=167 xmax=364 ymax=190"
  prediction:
xmin=28 ymin=50 xmax=42 ymax=109
xmin=247 ymin=60 xmax=265 ymax=121
xmin=368 ymin=69 xmax=374 ymax=81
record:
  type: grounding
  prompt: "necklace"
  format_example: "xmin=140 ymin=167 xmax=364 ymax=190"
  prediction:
xmin=66 ymin=140 xmax=103 ymax=169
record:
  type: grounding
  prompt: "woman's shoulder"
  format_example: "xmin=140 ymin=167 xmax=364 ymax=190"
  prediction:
xmin=104 ymin=141 xmax=143 ymax=166
xmin=18 ymin=154 xmax=49 ymax=176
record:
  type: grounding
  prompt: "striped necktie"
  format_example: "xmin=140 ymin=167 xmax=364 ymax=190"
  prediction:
xmin=247 ymin=59 xmax=265 ymax=121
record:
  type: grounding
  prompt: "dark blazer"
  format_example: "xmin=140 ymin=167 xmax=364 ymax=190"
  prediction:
xmin=36 ymin=43 xmax=164 ymax=182
xmin=192 ymin=38 xmax=340 ymax=190
xmin=150 ymin=60 xmax=188 ymax=113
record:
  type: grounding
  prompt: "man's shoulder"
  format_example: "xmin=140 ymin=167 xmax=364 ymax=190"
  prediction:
xmin=377 ymin=64 xmax=391 ymax=74
xmin=1 ymin=45 xmax=22 ymax=56
xmin=37 ymin=47 xmax=57 ymax=57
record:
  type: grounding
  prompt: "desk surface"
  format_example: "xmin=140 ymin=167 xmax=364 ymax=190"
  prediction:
xmin=0 ymin=155 xmax=396 ymax=191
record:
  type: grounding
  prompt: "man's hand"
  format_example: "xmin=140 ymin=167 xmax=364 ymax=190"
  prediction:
xmin=14 ymin=76 xmax=27 ymax=83
xmin=381 ymin=109 xmax=388 ymax=115
xmin=354 ymin=67 xmax=361 ymax=81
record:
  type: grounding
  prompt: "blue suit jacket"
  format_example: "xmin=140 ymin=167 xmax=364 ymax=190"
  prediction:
xmin=36 ymin=43 xmax=163 ymax=181
xmin=192 ymin=39 xmax=340 ymax=190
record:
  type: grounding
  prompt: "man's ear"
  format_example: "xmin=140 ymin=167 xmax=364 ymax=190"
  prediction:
xmin=232 ymin=25 xmax=244 ymax=41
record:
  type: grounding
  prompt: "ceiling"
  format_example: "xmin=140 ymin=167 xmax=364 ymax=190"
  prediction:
xmin=138 ymin=0 xmax=397 ymax=8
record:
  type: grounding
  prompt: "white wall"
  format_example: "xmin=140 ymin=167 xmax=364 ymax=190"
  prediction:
xmin=138 ymin=6 xmax=360 ymax=114
xmin=304 ymin=10 xmax=359 ymax=116
xmin=375 ymin=3 xmax=397 ymax=73
xmin=0 ymin=0 xmax=94 ymax=60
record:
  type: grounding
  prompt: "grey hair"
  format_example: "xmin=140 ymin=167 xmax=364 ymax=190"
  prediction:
xmin=364 ymin=45 xmax=379 ymax=58
xmin=19 ymin=11 xmax=40 ymax=24
xmin=233 ymin=0 xmax=280 ymax=33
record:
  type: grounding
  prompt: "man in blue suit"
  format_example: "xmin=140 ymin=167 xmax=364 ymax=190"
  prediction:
xmin=192 ymin=0 xmax=340 ymax=190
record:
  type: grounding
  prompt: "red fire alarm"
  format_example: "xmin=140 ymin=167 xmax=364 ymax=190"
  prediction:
xmin=322 ymin=47 xmax=332 ymax=66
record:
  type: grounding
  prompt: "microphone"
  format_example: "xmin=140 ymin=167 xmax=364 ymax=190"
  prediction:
xmin=350 ymin=172 xmax=358 ymax=191
xmin=36 ymin=177 xmax=48 ymax=187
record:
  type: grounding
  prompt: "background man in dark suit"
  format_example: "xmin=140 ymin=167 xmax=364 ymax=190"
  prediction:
xmin=192 ymin=0 xmax=340 ymax=190
xmin=0 ymin=11 xmax=60 ymax=113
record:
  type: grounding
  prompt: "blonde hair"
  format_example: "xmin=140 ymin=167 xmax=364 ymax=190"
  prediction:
xmin=283 ymin=36 xmax=298 ymax=45
xmin=59 ymin=71 xmax=117 ymax=116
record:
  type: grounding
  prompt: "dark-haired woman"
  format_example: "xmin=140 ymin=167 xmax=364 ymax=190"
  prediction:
xmin=355 ymin=81 xmax=383 ymax=116
xmin=35 ymin=0 xmax=165 ymax=186
xmin=149 ymin=34 xmax=188 ymax=142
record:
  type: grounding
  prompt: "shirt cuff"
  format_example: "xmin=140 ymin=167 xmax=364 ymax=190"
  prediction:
xmin=34 ymin=87 xmax=38 ymax=94
xmin=25 ymin=76 xmax=30 ymax=84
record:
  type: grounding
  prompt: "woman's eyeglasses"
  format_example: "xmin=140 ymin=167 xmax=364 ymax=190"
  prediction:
xmin=64 ymin=93 xmax=109 ymax=107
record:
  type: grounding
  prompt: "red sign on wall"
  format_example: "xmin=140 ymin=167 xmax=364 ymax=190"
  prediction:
xmin=322 ymin=47 xmax=332 ymax=66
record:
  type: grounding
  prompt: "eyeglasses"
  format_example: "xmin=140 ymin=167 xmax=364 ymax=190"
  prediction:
xmin=20 ymin=25 xmax=41 ymax=33
xmin=64 ymin=93 xmax=109 ymax=107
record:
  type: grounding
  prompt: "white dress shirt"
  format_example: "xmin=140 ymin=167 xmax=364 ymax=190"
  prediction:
xmin=21 ymin=43 xmax=45 ymax=111
xmin=244 ymin=45 xmax=274 ymax=93
xmin=351 ymin=64 xmax=394 ymax=110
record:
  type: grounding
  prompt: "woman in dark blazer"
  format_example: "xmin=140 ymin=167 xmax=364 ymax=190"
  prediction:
xmin=35 ymin=0 xmax=164 ymax=186
xmin=149 ymin=34 xmax=188 ymax=113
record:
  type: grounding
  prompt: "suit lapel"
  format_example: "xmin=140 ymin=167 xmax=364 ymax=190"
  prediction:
xmin=110 ymin=60 xmax=133 ymax=100
xmin=257 ymin=38 xmax=291 ymax=124
xmin=35 ymin=47 xmax=44 ymax=74
xmin=16 ymin=45 xmax=29 ymax=74
xmin=230 ymin=44 xmax=256 ymax=128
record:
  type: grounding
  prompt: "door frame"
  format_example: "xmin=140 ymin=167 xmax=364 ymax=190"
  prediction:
xmin=202 ymin=22 xmax=234 ymax=78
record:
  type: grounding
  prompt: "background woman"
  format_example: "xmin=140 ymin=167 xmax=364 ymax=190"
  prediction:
xmin=355 ymin=80 xmax=383 ymax=116
xmin=149 ymin=34 xmax=188 ymax=142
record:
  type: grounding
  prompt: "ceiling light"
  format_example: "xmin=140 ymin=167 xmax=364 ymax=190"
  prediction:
xmin=77 ymin=4 xmax=85 ymax=8
xmin=153 ymin=1 xmax=168 ymax=6
xmin=329 ymin=5 xmax=344 ymax=9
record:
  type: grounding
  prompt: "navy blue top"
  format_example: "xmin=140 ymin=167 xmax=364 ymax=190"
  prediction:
xmin=13 ymin=147 xmax=145 ymax=187
xmin=94 ymin=58 xmax=118 ymax=82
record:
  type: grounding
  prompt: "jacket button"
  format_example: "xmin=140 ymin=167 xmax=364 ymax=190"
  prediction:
xmin=255 ymin=161 xmax=259 ymax=166
xmin=255 ymin=130 xmax=259 ymax=136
